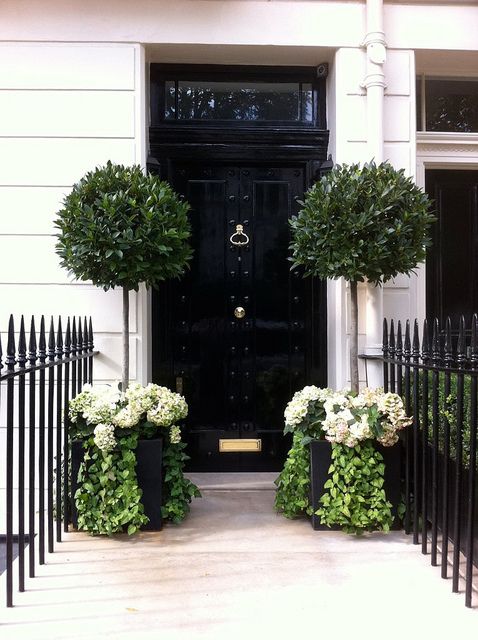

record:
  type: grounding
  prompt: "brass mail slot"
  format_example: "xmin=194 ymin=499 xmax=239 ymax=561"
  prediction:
xmin=219 ymin=439 xmax=262 ymax=453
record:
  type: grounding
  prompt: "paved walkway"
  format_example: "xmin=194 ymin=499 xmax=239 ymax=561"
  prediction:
xmin=1 ymin=473 xmax=477 ymax=639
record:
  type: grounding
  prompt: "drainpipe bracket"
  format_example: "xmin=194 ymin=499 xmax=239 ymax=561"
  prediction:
xmin=362 ymin=31 xmax=387 ymax=65
xmin=361 ymin=73 xmax=387 ymax=90
xmin=361 ymin=30 xmax=387 ymax=48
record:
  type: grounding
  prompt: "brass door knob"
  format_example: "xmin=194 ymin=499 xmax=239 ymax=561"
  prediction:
xmin=234 ymin=307 xmax=246 ymax=319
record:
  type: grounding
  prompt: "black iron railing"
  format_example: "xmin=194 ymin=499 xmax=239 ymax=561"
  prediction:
xmin=371 ymin=316 xmax=478 ymax=608
xmin=0 ymin=315 xmax=97 ymax=607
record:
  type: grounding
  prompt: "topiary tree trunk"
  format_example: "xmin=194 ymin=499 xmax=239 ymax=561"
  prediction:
xmin=350 ymin=281 xmax=359 ymax=393
xmin=122 ymin=287 xmax=130 ymax=391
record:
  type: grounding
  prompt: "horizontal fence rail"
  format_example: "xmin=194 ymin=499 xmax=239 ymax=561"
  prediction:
xmin=0 ymin=315 xmax=97 ymax=607
xmin=377 ymin=316 xmax=478 ymax=608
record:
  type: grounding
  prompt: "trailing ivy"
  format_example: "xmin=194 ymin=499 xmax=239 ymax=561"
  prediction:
xmin=316 ymin=442 xmax=393 ymax=534
xmin=162 ymin=440 xmax=201 ymax=523
xmin=274 ymin=433 xmax=312 ymax=518
xmin=75 ymin=433 xmax=148 ymax=535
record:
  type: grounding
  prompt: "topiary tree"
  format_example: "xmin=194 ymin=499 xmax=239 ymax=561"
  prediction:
xmin=55 ymin=161 xmax=192 ymax=390
xmin=289 ymin=161 xmax=434 ymax=392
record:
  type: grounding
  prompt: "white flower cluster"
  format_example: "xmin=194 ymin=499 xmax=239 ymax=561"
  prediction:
xmin=284 ymin=385 xmax=412 ymax=448
xmin=126 ymin=383 xmax=164 ymax=413
xmin=146 ymin=388 xmax=188 ymax=428
xmin=322 ymin=408 xmax=372 ymax=447
xmin=376 ymin=391 xmax=413 ymax=446
xmin=321 ymin=388 xmax=411 ymax=448
xmin=284 ymin=385 xmax=333 ymax=430
xmin=112 ymin=404 xmax=142 ymax=429
xmin=93 ymin=423 xmax=117 ymax=452
xmin=169 ymin=425 xmax=182 ymax=444
xmin=70 ymin=383 xmax=188 ymax=448
xmin=69 ymin=384 xmax=120 ymax=425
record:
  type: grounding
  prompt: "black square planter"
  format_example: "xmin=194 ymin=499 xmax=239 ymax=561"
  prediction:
xmin=70 ymin=437 xmax=163 ymax=531
xmin=309 ymin=439 xmax=402 ymax=531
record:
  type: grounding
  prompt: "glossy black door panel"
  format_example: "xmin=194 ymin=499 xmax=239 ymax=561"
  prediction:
xmin=153 ymin=163 xmax=325 ymax=471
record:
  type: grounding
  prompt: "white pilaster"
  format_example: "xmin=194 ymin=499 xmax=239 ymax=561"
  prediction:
xmin=362 ymin=0 xmax=385 ymax=387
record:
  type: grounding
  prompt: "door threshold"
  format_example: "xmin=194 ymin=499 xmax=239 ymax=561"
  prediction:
xmin=186 ymin=472 xmax=278 ymax=491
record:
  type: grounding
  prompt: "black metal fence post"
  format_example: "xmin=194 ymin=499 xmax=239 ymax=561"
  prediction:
xmin=441 ymin=317 xmax=453 ymax=579
xmin=412 ymin=320 xmax=420 ymax=545
xmin=383 ymin=319 xmax=389 ymax=392
xmin=38 ymin=316 xmax=46 ymax=567
xmin=17 ymin=317 xmax=27 ymax=592
xmin=421 ymin=319 xmax=430 ymax=555
xmin=431 ymin=319 xmax=440 ymax=566
xmin=5 ymin=316 xmax=16 ymax=608
xmin=55 ymin=318 xmax=63 ymax=544
xmin=28 ymin=317 xmax=37 ymax=578
xmin=465 ymin=314 xmax=478 ymax=607
xmin=47 ymin=318 xmax=55 ymax=554
xmin=452 ymin=316 xmax=466 ymax=593
xmin=77 ymin=318 xmax=83 ymax=395
xmin=63 ymin=319 xmax=71 ymax=534
xmin=403 ymin=321 xmax=412 ymax=535
xmin=88 ymin=318 xmax=94 ymax=384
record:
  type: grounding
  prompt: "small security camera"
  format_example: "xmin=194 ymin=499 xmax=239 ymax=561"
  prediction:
xmin=316 ymin=63 xmax=329 ymax=78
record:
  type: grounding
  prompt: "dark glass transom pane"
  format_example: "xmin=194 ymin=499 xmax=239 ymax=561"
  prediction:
xmin=165 ymin=80 xmax=313 ymax=122
xmin=425 ymin=78 xmax=478 ymax=133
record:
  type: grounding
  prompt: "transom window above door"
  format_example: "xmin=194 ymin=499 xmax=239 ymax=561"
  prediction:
xmin=417 ymin=76 xmax=478 ymax=133
xmin=150 ymin=64 xmax=326 ymax=127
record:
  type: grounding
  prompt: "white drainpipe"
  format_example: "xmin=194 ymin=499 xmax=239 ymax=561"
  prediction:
xmin=362 ymin=0 xmax=386 ymax=387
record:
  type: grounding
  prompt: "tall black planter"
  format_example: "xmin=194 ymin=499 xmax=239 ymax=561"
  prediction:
xmin=309 ymin=439 xmax=402 ymax=531
xmin=135 ymin=438 xmax=163 ymax=531
xmin=70 ymin=437 xmax=163 ymax=531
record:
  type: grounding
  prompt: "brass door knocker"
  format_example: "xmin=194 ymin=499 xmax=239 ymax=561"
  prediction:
xmin=229 ymin=224 xmax=250 ymax=247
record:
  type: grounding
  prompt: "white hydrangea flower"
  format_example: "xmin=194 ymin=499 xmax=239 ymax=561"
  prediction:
xmin=69 ymin=385 xmax=120 ymax=424
xmin=361 ymin=387 xmax=381 ymax=407
xmin=169 ymin=425 xmax=182 ymax=444
xmin=323 ymin=391 xmax=349 ymax=415
xmin=147 ymin=388 xmax=188 ymax=427
xmin=93 ymin=423 xmax=117 ymax=452
xmin=112 ymin=404 xmax=143 ymax=429
xmin=284 ymin=398 xmax=308 ymax=427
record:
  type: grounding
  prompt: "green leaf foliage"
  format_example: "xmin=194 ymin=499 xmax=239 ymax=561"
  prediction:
xmin=54 ymin=161 xmax=192 ymax=291
xmin=289 ymin=161 xmax=435 ymax=285
xmin=274 ymin=433 xmax=313 ymax=519
xmin=161 ymin=440 xmax=201 ymax=523
xmin=76 ymin=433 xmax=148 ymax=535
xmin=316 ymin=442 xmax=393 ymax=535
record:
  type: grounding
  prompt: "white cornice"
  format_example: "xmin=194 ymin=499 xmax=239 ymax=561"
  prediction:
xmin=417 ymin=132 xmax=478 ymax=163
xmin=417 ymin=131 xmax=478 ymax=146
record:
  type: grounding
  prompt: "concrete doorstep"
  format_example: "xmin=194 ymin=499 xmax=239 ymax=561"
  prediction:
xmin=1 ymin=473 xmax=477 ymax=640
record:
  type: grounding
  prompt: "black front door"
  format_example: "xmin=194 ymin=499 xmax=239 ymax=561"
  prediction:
xmin=153 ymin=163 xmax=325 ymax=471
xmin=426 ymin=170 xmax=478 ymax=326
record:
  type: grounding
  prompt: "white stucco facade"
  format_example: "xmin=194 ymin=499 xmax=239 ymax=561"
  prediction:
xmin=1 ymin=0 xmax=477 ymax=390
